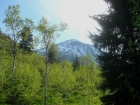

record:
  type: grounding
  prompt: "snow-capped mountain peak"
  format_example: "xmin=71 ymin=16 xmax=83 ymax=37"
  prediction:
xmin=36 ymin=39 xmax=100 ymax=61
xmin=57 ymin=39 xmax=100 ymax=61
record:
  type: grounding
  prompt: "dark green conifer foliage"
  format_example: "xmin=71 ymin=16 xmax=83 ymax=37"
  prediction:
xmin=89 ymin=0 xmax=140 ymax=104
xmin=48 ymin=43 xmax=60 ymax=64
xmin=72 ymin=55 xmax=80 ymax=71
xmin=19 ymin=26 xmax=33 ymax=53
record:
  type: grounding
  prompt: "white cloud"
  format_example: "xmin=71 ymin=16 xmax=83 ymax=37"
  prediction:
xmin=36 ymin=0 xmax=108 ymax=44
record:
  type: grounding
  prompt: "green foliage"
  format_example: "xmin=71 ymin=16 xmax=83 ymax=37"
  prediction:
xmin=0 ymin=30 xmax=12 ymax=51
xmin=0 ymin=4 xmax=104 ymax=105
xmin=90 ymin=0 xmax=140 ymax=104
xmin=48 ymin=43 xmax=60 ymax=63
xmin=0 ymin=31 xmax=103 ymax=104
xmin=72 ymin=55 xmax=80 ymax=71
xmin=0 ymin=50 xmax=43 ymax=104
xmin=2 ymin=5 xmax=37 ymax=104
xmin=19 ymin=26 xmax=34 ymax=53
xmin=3 ymin=5 xmax=23 ymax=33
xmin=36 ymin=15 xmax=67 ymax=105
xmin=36 ymin=16 xmax=67 ymax=47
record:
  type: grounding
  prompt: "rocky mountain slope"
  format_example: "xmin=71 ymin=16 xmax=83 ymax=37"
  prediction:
xmin=37 ymin=39 xmax=100 ymax=61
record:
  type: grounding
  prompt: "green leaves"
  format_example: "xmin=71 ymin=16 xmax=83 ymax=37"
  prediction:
xmin=1 ymin=4 xmax=104 ymax=105
xmin=19 ymin=26 xmax=34 ymax=53
xmin=37 ymin=16 xmax=48 ymax=34
xmin=90 ymin=0 xmax=140 ymax=104
xmin=3 ymin=5 xmax=23 ymax=32
xmin=36 ymin=16 xmax=67 ymax=47
xmin=47 ymin=60 xmax=102 ymax=104
xmin=72 ymin=55 xmax=80 ymax=71
xmin=59 ymin=22 xmax=68 ymax=32
xmin=24 ymin=18 xmax=35 ymax=32
xmin=48 ymin=43 xmax=60 ymax=63
xmin=36 ymin=16 xmax=68 ymax=105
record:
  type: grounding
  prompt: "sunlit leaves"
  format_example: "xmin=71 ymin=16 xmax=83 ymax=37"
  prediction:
xmin=24 ymin=18 xmax=35 ymax=32
xmin=36 ymin=16 xmax=68 ymax=47
xmin=0 ymin=4 xmax=103 ymax=104
xmin=3 ymin=5 xmax=23 ymax=34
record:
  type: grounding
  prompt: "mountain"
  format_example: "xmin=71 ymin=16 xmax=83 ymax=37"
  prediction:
xmin=37 ymin=39 xmax=100 ymax=61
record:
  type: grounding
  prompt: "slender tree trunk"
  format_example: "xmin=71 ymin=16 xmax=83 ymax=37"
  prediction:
xmin=11 ymin=29 xmax=18 ymax=104
xmin=62 ymin=64 xmax=67 ymax=105
xmin=86 ymin=68 xmax=91 ymax=105
xmin=44 ymin=44 xmax=49 ymax=105
xmin=12 ymin=41 xmax=17 ymax=105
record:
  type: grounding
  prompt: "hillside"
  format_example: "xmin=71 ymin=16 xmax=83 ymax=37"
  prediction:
xmin=0 ymin=30 xmax=12 ymax=50
xmin=0 ymin=32 xmax=103 ymax=105
xmin=37 ymin=39 xmax=100 ymax=61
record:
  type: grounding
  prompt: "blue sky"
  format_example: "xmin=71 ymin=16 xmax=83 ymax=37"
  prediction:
xmin=0 ymin=0 xmax=108 ymax=44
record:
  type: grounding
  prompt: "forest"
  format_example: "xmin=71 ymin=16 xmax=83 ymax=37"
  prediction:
xmin=0 ymin=4 xmax=103 ymax=105
xmin=1 ymin=0 xmax=140 ymax=105
xmin=0 ymin=29 xmax=103 ymax=105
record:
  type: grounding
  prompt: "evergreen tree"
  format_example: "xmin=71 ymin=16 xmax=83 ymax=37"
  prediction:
xmin=72 ymin=55 xmax=80 ymax=71
xmin=19 ymin=26 xmax=33 ymax=53
xmin=89 ymin=0 xmax=140 ymax=104
xmin=48 ymin=43 xmax=60 ymax=64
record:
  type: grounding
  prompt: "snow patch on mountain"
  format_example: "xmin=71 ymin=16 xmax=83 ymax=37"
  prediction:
xmin=36 ymin=39 xmax=100 ymax=61
xmin=57 ymin=39 xmax=100 ymax=61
